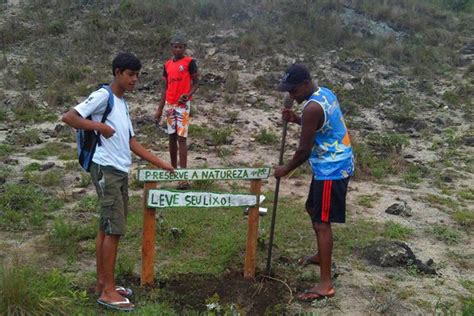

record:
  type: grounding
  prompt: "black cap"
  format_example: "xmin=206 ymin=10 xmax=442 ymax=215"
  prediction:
xmin=277 ymin=64 xmax=311 ymax=91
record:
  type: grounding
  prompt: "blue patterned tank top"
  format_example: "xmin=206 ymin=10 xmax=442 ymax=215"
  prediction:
xmin=303 ymin=87 xmax=354 ymax=180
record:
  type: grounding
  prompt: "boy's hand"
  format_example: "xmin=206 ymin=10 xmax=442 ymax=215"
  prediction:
xmin=178 ymin=94 xmax=189 ymax=104
xmin=155 ymin=109 xmax=163 ymax=122
xmin=274 ymin=164 xmax=290 ymax=178
xmin=163 ymin=163 xmax=175 ymax=173
xmin=98 ymin=123 xmax=115 ymax=138
xmin=282 ymin=108 xmax=298 ymax=123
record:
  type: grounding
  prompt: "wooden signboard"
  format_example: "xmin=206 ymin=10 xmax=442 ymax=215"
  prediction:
xmin=147 ymin=190 xmax=265 ymax=208
xmin=140 ymin=167 xmax=269 ymax=285
xmin=138 ymin=167 xmax=270 ymax=182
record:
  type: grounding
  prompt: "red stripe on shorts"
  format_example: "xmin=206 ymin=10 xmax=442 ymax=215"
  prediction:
xmin=321 ymin=180 xmax=333 ymax=222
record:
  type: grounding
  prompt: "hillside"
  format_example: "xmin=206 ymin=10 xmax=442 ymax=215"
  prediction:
xmin=0 ymin=0 xmax=473 ymax=314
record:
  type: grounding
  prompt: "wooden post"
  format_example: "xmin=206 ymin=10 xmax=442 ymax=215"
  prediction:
xmin=244 ymin=179 xmax=262 ymax=279
xmin=141 ymin=181 xmax=156 ymax=286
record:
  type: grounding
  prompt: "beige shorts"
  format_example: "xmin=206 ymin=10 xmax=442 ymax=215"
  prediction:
xmin=165 ymin=101 xmax=190 ymax=138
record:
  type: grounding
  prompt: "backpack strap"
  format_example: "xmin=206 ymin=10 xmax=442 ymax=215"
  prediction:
xmin=96 ymin=84 xmax=115 ymax=146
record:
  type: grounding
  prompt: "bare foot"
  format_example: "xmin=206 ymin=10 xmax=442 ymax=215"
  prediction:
xmin=297 ymin=253 xmax=320 ymax=266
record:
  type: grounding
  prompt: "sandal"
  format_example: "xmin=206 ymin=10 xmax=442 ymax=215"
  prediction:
xmin=97 ymin=297 xmax=135 ymax=311
xmin=296 ymin=287 xmax=335 ymax=302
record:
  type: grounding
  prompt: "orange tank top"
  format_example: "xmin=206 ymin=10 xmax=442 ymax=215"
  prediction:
xmin=164 ymin=56 xmax=193 ymax=106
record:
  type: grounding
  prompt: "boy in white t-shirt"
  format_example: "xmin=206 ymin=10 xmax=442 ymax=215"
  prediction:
xmin=62 ymin=52 xmax=174 ymax=312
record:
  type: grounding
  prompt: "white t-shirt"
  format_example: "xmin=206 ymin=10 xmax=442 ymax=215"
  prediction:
xmin=74 ymin=88 xmax=135 ymax=173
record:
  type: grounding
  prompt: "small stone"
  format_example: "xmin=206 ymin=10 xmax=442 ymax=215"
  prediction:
xmin=385 ymin=201 xmax=412 ymax=217
xmin=40 ymin=162 xmax=55 ymax=171
xmin=343 ymin=82 xmax=354 ymax=91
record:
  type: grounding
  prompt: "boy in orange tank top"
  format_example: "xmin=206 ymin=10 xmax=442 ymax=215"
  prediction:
xmin=155 ymin=36 xmax=199 ymax=189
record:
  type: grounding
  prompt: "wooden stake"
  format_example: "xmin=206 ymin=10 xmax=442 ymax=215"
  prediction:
xmin=244 ymin=179 xmax=262 ymax=279
xmin=141 ymin=181 xmax=156 ymax=286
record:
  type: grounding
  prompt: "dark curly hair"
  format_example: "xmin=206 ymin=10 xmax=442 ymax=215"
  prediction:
xmin=112 ymin=52 xmax=142 ymax=76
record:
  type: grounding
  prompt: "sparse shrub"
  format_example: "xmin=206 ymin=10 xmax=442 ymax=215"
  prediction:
xmin=0 ymin=144 xmax=13 ymax=159
xmin=403 ymin=163 xmax=428 ymax=186
xmin=78 ymin=173 xmax=91 ymax=188
xmin=189 ymin=125 xmax=208 ymax=138
xmin=43 ymin=81 xmax=75 ymax=108
xmin=430 ymin=224 xmax=462 ymax=245
xmin=452 ymin=210 xmax=474 ymax=229
xmin=29 ymin=142 xmax=73 ymax=160
xmin=13 ymin=94 xmax=56 ymax=123
xmin=217 ymin=147 xmax=233 ymax=159
xmin=252 ymin=75 xmax=272 ymax=90
xmin=25 ymin=170 xmax=63 ymax=187
xmin=226 ymin=110 xmax=239 ymax=123
xmin=17 ymin=64 xmax=36 ymax=89
xmin=384 ymin=96 xmax=417 ymax=127
xmin=116 ymin=256 xmax=135 ymax=280
xmin=0 ymin=183 xmax=62 ymax=230
xmin=0 ymin=262 xmax=87 ymax=315
xmin=458 ymin=189 xmax=474 ymax=201
xmin=367 ymin=132 xmax=409 ymax=155
xmin=238 ymin=33 xmax=259 ymax=59
xmin=383 ymin=221 xmax=413 ymax=240
xmin=7 ymin=128 xmax=41 ymax=146
xmin=64 ymin=161 xmax=80 ymax=171
xmin=352 ymin=141 xmax=400 ymax=179
xmin=209 ymin=127 xmax=232 ymax=146
xmin=0 ymin=108 xmax=6 ymax=121
xmin=46 ymin=19 xmax=66 ymax=35
xmin=255 ymin=128 xmax=278 ymax=145
xmin=23 ymin=162 xmax=41 ymax=172
xmin=357 ymin=194 xmax=380 ymax=208
xmin=74 ymin=195 xmax=97 ymax=213
xmin=224 ymin=71 xmax=239 ymax=92
xmin=49 ymin=219 xmax=96 ymax=256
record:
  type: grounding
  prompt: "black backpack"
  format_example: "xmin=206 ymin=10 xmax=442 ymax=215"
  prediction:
xmin=76 ymin=85 xmax=114 ymax=172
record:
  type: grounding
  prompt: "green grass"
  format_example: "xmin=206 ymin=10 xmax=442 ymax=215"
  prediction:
xmin=0 ymin=183 xmax=62 ymax=230
xmin=209 ymin=127 xmax=233 ymax=146
xmin=254 ymin=128 xmax=279 ymax=145
xmin=0 ymin=144 xmax=13 ymax=159
xmin=429 ymin=224 xmax=462 ymax=245
xmin=0 ymin=262 xmax=89 ymax=315
xmin=48 ymin=219 xmax=96 ymax=257
xmin=6 ymin=129 xmax=41 ymax=146
xmin=29 ymin=142 xmax=74 ymax=160
xmin=13 ymin=93 xmax=57 ymax=122
xmin=452 ymin=210 xmax=474 ymax=229
xmin=23 ymin=162 xmax=41 ymax=172
xmin=77 ymin=173 xmax=92 ymax=188
xmin=24 ymin=170 xmax=63 ymax=187
xmin=333 ymin=219 xmax=383 ymax=257
xmin=73 ymin=195 xmax=98 ymax=212
xmin=357 ymin=194 xmax=380 ymax=208
xmin=383 ymin=221 xmax=413 ymax=240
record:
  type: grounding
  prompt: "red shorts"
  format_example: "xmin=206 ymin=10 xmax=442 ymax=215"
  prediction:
xmin=305 ymin=177 xmax=350 ymax=223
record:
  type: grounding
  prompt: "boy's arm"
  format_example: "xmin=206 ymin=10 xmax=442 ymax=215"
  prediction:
xmin=155 ymin=79 xmax=167 ymax=121
xmin=130 ymin=137 xmax=175 ymax=172
xmin=179 ymin=60 xmax=199 ymax=103
xmin=274 ymin=102 xmax=323 ymax=178
xmin=155 ymin=66 xmax=168 ymax=122
xmin=62 ymin=109 xmax=115 ymax=138
xmin=189 ymin=75 xmax=199 ymax=98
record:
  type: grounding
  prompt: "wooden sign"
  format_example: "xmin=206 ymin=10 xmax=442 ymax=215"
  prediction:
xmin=147 ymin=190 xmax=265 ymax=208
xmin=138 ymin=167 xmax=271 ymax=182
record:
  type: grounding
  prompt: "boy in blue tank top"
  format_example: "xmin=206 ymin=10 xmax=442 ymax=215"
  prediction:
xmin=274 ymin=64 xmax=354 ymax=302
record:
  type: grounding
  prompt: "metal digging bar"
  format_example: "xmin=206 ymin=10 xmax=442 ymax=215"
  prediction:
xmin=265 ymin=94 xmax=294 ymax=275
